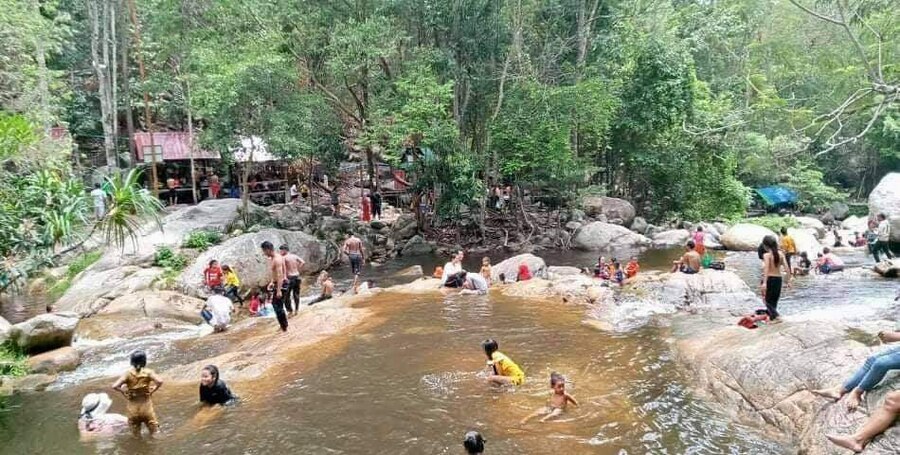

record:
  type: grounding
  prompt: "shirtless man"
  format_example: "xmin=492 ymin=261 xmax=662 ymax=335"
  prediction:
xmin=760 ymin=235 xmax=792 ymax=322
xmin=671 ymin=241 xmax=701 ymax=274
xmin=309 ymin=271 xmax=334 ymax=305
xmin=260 ymin=241 xmax=288 ymax=332
xmin=279 ymin=244 xmax=306 ymax=315
xmin=342 ymin=234 xmax=365 ymax=276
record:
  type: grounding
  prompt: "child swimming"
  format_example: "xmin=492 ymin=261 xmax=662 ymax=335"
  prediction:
xmin=482 ymin=338 xmax=525 ymax=386
xmin=111 ymin=350 xmax=163 ymax=437
xmin=520 ymin=372 xmax=579 ymax=423
xmin=463 ymin=430 xmax=486 ymax=454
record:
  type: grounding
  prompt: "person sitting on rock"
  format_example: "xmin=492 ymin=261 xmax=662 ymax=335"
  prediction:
xmin=78 ymin=392 xmax=128 ymax=439
xmin=203 ymin=260 xmax=224 ymax=290
xmin=671 ymin=241 xmax=701 ymax=274
xmin=308 ymin=271 xmax=334 ymax=305
xmin=205 ymin=287 xmax=234 ymax=333
xmin=439 ymin=251 xmax=464 ymax=288
xmin=593 ymin=256 xmax=609 ymax=279
xmin=825 ymin=390 xmax=900 ymax=453
xmin=612 ymin=261 xmax=625 ymax=286
xmin=813 ymin=330 xmax=900 ymax=413
xmin=625 ymin=256 xmax=640 ymax=278
xmin=517 ymin=263 xmax=533 ymax=281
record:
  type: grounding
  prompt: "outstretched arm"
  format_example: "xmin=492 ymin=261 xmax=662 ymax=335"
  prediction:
xmin=566 ymin=393 xmax=579 ymax=407
xmin=879 ymin=331 xmax=900 ymax=343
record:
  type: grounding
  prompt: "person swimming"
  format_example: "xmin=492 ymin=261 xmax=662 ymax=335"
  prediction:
xmin=199 ymin=365 xmax=236 ymax=406
xmin=520 ymin=372 xmax=579 ymax=424
xmin=78 ymin=392 xmax=128 ymax=439
xmin=482 ymin=338 xmax=525 ymax=387
xmin=463 ymin=430 xmax=485 ymax=454
xmin=111 ymin=350 xmax=163 ymax=437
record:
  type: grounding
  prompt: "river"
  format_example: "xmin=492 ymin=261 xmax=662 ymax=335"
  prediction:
xmin=0 ymin=246 xmax=895 ymax=454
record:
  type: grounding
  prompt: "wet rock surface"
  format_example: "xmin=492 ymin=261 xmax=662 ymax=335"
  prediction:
xmin=573 ymin=221 xmax=651 ymax=251
xmin=9 ymin=312 xmax=79 ymax=354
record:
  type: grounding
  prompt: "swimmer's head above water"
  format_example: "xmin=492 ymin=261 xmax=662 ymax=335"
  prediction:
xmin=130 ymin=350 xmax=147 ymax=372
xmin=200 ymin=365 xmax=220 ymax=387
xmin=550 ymin=372 xmax=566 ymax=393
xmin=463 ymin=431 xmax=485 ymax=454
xmin=482 ymin=339 xmax=498 ymax=359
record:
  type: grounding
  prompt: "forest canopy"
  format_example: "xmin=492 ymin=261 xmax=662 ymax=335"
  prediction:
xmin=1 ymin=0 xmax=897 ymax=223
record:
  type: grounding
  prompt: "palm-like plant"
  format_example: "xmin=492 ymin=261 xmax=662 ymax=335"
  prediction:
xmin=98 ymin=169 xmax=164 ymax=252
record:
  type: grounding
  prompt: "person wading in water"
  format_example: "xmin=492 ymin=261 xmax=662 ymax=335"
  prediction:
xmin=342 ymin=234 xmax=365 ymax=276
xmin=280 ymin=244 xmax=306 ymax=316
xmin=760 ymin=235 xmax=792 ymax=323
xmin=261 ymin=241 xmax=289 ymax=332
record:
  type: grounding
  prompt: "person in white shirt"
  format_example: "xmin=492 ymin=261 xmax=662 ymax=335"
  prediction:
xmin=290 ymin=184 xmax=299 ymax=204
xmin=439 ymin=251 xmax=465 ymax=288
xmin=90 ymin=183 xmax=106 ymax=219
xmin=460 ymin=271 xmax=488 ymax=295
xmin=874 ymin=213 xmax=894 ymax=263
xmin=206 ymin=288 xmax=234 ymax=332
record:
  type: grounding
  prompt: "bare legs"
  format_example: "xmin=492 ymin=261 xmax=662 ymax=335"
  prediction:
xmin=827 ymin=391 xmax=900 ymax=452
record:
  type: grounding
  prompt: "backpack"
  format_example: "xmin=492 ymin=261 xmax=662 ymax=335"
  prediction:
xmin=709 ymin=261 xmax=726 ymax=270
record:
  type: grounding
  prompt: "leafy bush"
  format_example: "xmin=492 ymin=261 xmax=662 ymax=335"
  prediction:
xmin=153 ymin=246 xmax=188 ymax=270
xmin=744 ymin=215 xmax=799 ymax=233
xmin=0 ymin=341 xmax=28 ymax=377
xmin=182 ymin=230 xmax=223 ymax=251
xmin=784 ymin=163 xmax=846 ymax=212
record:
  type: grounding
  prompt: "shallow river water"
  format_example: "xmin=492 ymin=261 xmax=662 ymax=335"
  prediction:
xmin=0 ymin=246 xmax=895 ymax=454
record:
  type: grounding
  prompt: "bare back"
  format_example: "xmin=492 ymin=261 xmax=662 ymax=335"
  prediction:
xmin=344 ymin=237 xmax=362 ymax=255
xmin=763 ymin=251 xmax=788 ymax=278
xmin=284 ymin=253 xmax=303 ymax=276
xmin=682 ymin=250 xmax=701 ymax=271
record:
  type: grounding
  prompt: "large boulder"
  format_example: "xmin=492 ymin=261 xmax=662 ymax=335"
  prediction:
xmin=581 ymin=196 xmax=636 ymax=226
xmin=27 ymin=346 xmax=81 ymax=374
xmin=874 ymin=259 xmax=899 ymax=278
xmin=869 ymin=172 xmax=900 ymax=218
xmin=829 ymin=202 xmax=851 ymax=221
xmin=672 ymin=316 xmax=900 ymax=455
xmin=0 ymin=316 xmax=10 ymax=345
xmin=268 ymin=204 xmax=313 ymax=230
xmin=98 ymin=291 xmax=205 ymax=323
xmin=9 ymin=312 xmax=79 ymax=354
xmin=400 ymin=235 xmax=435 ymax=256
xmin=391 ymin=214 xmax=419 ymax=241
xmin=56 ymin=266 xmax=162 ymax=315
xmin=720 ymin=223 xmax=776 ymax=251
xmin=651 ymin=229 xmax=691 ymax=248
xmin=794 ymin=216 xmax=826 ymax=238
xmin=788 ymin=228 xmax=822 ymax=257
xmin=491 ymin=254 xmax=547 ymax=282
xmin=841 ymin=215 xmax=869 ymax=233
xmin=572 ymin=222 xmax=651 ymax=251
xmin=177 ymin=229 xmax=338 ymax=298
xmin=630 ymin=216 xmax=648 ymax=234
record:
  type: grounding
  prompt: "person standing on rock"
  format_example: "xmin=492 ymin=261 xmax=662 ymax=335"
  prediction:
xmin=343 ymin=234 xmax=365 ymax=276
xmin=760 ymin=235 xmax=792 ymax=323
xmin=874 ymin=213 xmax=894 ymax=263
xmin=261 ymin=241 xmax=289 ymax=332
xmin=280 ymin=244 xmax=306 ymax=315
xmin=90 ymin=183 xmax=107 ymax=220
xmin=779 ymin=227 xmax=797 ymax=270
xmin=371 ymin=188 xmax=382 ymax=220
xmin=331 ymin=188 xmax=340 ymax=216
xmin=692 ymin=226 xmax=706 ymax=257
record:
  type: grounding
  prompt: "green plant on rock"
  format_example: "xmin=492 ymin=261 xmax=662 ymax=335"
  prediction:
xmin=0 ymin=341 xmax=28 ymax=378
xmin=182 ymin=230 xmax=222 ymax=251
xmin=744 ymin=215 xmax=799 ymax=233
xmin=46 ymin=250 xmax=102 ymax=301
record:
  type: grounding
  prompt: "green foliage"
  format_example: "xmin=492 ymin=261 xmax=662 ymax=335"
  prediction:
xmin=97 ymin=169 xmax=164 ymax=252
xmin=744 ymin=215 xmax=799 ymax=233
xmin=153 ymin=246 xmax=187 ymax=270
xmin=182 ymin=230 xmax=222 ymax=251
xmin=0 ymin=341 xmax=28 ymax=377
xmin=46 ymin=250 xmax=102 ymax=301
xmin=784 ymin=162 xmax=847 ymax=212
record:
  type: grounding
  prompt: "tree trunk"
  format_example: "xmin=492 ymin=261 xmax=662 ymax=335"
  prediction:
xmin=31 ymin=0 xmax=50 ymax=131
xmin=119 ymin=0 xmax=135 ymax=165
xmin=88 ymin=0 xmax=117 ymax=169
xmin=109 ymin=0 xmax=118 ymax=159
xmin=185 ymin=78 xmax=198 ymax=204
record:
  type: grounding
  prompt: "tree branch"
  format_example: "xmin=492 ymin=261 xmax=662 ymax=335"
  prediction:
xmin=787 ymin=0 xmax=842 ymax=25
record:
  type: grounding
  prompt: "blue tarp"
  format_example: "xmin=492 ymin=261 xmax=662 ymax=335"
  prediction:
xmin=755 ymin=186 xmax=798 ymax=207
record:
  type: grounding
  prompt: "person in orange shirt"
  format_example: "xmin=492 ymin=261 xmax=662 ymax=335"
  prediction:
xmin=625 ymin=256 xmax=640 ymax=278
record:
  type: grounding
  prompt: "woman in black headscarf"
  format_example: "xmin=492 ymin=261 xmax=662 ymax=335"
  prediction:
xmin=199 ymin=365 xmax=236 ymax=406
